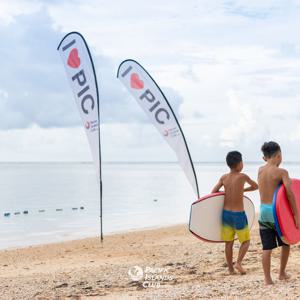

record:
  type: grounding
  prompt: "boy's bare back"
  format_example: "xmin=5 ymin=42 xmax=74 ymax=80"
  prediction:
xmin=211 ymin=150 xmax=257 ymax=215
xmin=258 ymin=165 xmax=287 ymax=204
xmin=221 ymin=172 xmax=252 ymax=211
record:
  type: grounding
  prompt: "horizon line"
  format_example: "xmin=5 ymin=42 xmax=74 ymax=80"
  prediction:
xmin=0 ymin=161 xmax=300 ymax=164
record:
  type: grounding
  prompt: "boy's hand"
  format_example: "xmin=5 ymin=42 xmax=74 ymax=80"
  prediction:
xmin=244 ymin=175 xmax=258 ymax=192
xmin=211 ymin=176 xmax=224 ymax=193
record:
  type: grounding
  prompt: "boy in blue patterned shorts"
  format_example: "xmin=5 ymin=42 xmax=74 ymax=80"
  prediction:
xmin=212 ymin=151 xmax=258 ymax=275
xmin=258 ymin=141 xmax=299 ymax=284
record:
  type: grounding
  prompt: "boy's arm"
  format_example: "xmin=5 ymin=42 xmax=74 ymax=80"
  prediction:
xmin=243 ymin=175 xmax=258 ymax=192
xmin=281 ymin=169 xmax=300 ymax=229
xmin=211 ymin=177 xmax=224 ymax=193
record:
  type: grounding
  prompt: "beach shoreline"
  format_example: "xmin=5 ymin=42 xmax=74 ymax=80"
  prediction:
xmin=1 ymin=222 xmax=300 ymax=299
xmin=0 ymin=222 xmax=183 ymax=252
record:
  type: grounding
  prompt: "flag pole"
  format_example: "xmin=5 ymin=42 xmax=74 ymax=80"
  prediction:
xmin=58 ymin=31 xmax=104 ymax=242
xmin=77 ymin=33 xmax=103 ymax=242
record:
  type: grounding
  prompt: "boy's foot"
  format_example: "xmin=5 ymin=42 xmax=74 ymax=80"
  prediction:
xmin=228 ymin=268 xmax=236 ymax=275
xmin=279 ymin=272 xmax=290 ymax=280
xmin=235 ymin=263 xmax=246 ymax=275
xmin=265 ymin=277 xmax=274 ymax=285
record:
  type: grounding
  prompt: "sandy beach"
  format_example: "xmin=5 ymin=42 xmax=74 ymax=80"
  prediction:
xmin=1 ymin=221 xmax=300 ymax=300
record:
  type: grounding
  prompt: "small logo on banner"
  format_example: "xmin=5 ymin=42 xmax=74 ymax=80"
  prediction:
xmin=68 ymin=48 xmax=81 ymax=68
xmin=130 ymin=73 xmax=144 ymax=89
xmin=85 ymin=120 xmax=98 ymax=132
xmin=85 ymin=121 xmax=91 ymax=129
xmin=163 ymin=127 xmax=179 ymax=138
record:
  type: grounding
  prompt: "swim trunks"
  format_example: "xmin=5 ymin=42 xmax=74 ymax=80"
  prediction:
xmin=221 ymin=209 xmax=250 ymax=243
xmin=259 ymin=203 xmax=287 ymax=250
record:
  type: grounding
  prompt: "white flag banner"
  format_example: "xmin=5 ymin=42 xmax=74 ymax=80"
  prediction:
xmin=57 ymin=32 xmax=101 ymax=181
xmin=57 ymin=32 xmax=103 ymax=240
xmin=117 ymin=59 xmax=199 ymax=198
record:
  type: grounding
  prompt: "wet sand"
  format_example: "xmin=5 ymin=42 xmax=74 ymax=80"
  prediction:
xmin=1 ymin=221 xmax=300 ymax=299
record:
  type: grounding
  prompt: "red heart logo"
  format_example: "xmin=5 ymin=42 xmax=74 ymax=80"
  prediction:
xmin=131 ymin=73 xmax=144 ymax=89
xmin=67 ymin=48 xmax=81 ymax=68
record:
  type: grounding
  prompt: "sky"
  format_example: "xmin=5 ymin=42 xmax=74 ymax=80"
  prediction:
xmin=1 ymin=0 xmax=300 ymax=162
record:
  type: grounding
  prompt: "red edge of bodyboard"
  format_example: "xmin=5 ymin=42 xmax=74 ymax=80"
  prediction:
xmin=191 ymin=192 xmax=225 ymax=206
xmin=189 ymin=193 xmax=255 ymax=243
xmin=276 ymin=179 xmax=300 ymax=245
xmin=275 ymin=184 xmax=288 ymax=244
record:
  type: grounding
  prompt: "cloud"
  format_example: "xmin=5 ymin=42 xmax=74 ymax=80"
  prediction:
xmin=0 ymin=0 xmax=42 ymax=25
xmin=1 ymin=0 xmax=300 ymax=161
xmin=220 ymin=90 xmax=262 ymax=147
xmin=0 ymin=10 xmax=80 ymax=129
xmin=0 ymin=7 xmax=184 ymax=130
xmin=222 ymin=0 xmax=283 ymax=19
xmin=0 ymin=125 xmax=88 ymax=161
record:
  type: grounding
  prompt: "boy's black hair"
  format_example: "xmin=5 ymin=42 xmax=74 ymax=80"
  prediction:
xmin=226 ymin=151 xmax=242 ymax=169
xmin=261 ymin=141 xmax=281 ymax=158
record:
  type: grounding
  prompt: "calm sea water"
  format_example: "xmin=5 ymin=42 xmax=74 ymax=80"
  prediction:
xmin=0 ymin=162 xmax=300 ymax=249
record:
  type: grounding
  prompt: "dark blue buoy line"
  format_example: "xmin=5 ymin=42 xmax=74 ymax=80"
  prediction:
xmin=2 ymin=206 xmax=85 ymax=217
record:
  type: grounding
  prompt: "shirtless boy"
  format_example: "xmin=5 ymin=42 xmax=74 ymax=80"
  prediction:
xmin=212 ymin=151 xmax=258 ymax=275
xmin=258 ymin=141 xmax=299 ymax=284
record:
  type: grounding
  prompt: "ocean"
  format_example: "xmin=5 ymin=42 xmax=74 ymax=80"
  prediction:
xmin=0 ymin=162 xmax=299 ymax=249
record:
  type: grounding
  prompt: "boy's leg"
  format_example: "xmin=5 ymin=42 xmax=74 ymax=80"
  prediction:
xmin=235 ymin=214 xmax=250 ymax=275
xmin=221 ymin=210 xmax=235 ymax=274
xmin=279 ymin=245 xmax=290 ymax=280
xmin=259 ymin=223 xmax=278 ymax=285
xmin=235 ymin=240 xmax=250 ymax=274
xmin=262 ymin=249 xmax=273 ymax=285
xmin=225 ymin=241 xmax=235 ymax=274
